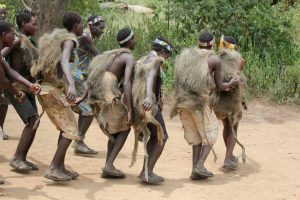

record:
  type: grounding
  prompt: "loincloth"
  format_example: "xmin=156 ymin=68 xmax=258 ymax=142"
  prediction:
xmin=178 ymin=106 xmax=218 ymax=146
xmin=38 ymin=83 xmax=80 ymax=140
xmin=72 ymin=79 xmax=93 ymax=116
xmin=91 ymin=71 xmax=130 ymax=135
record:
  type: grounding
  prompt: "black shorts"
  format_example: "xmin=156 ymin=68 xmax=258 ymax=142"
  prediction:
xmin=147 ymin=109 xmax=168 ymax=140
xmin=4 ymin=91 xmax=38 ymax=125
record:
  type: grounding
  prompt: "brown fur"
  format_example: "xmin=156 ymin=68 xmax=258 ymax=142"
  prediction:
xmin=170 ymin=47 xmax=216 ymax=118
xmin=130 ymin=53 xmax=165 ymax=167
xmin=87 ymin=48 xmax=132 ymax=142
xmin=87 ymin=48 xmax=131 ymax=103
xmin=212 ymin=49 xmax=247 ymax=163
xmin=31 ymin=29 xmax=78 ymax=88
xmin=12 ymin=33 xmax=39 ymax=93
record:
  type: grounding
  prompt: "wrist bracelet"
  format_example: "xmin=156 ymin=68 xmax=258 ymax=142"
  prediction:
xmin=14 ymin=91 xmax=25 ymax=102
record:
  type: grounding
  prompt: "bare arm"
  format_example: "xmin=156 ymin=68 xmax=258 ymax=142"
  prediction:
xmin=61 ymin=40 xmax=77 ymax=102
xmin=143 ymin=62 xmax=160 ymax=111
xmin=81 ymin=36 xmax=100 ymax=56
xmin=123 ymin=54 xmax=135 ymax=126
xmin=0 ymin=63 xmax=19 ymax=96
xmin=208 ymin=55 xmax=238 ymax=91
xmin=239 ymin=58 xmax=246 ymax=71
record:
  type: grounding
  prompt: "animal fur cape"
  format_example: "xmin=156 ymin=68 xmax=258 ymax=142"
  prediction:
xmin=212 ymin=49 xmax=247 ymax=163
xmin=130 ymin=52 xmax=165 ymax=168
xmin=212 ymin=49 xmax=247 ymax=120
xmin=87 ymin=48 xmax=131 ymax=141
xmin=170 ymin=47 xmax=216 ymax=118
xmin=12 ymin=33 xmax=38 ymax=93
xmin=31 ymin=29 xmax=78 ymax=88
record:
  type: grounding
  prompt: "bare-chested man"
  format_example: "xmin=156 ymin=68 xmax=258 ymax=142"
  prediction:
xmin=171 ymin=32 xmax=238 ymax=180
xmin=0 ymin=20 xmax=40 ymax=184
xmin=71 ymin=15 xmax=105 ymax=154
xmin=3 ymin=10 xmax=41 ymax=172
xmin=87 ymin=27 xmax=136 ymax=178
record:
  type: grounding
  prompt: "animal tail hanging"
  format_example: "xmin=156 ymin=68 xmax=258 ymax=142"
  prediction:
xmin=200 ymin=110 xmax=218 ymax=163
xmin=33 ymin=95 xmax=45 ymax=131
xmin=228 ymin=116 xmax=246 ymax=163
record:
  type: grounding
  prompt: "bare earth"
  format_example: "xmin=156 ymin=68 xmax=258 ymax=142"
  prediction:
xmin=0 ymin=100 xmax=299 ymax=200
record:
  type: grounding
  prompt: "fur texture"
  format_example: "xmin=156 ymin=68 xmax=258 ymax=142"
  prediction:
xmin=170 ymin=47 xmax=216 ymax=118
xmin=130 ymin=53 xmax=165 ymax=167
xmin=212 ymin=49 xmax=248 ymax=163
xmin=87 ymin=48 xmax=131 ymax=104
xmin=31 ymin=29 xmax=78 ymax=88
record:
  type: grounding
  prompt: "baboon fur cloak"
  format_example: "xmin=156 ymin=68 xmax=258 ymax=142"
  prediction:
xmin=31 ymin=28 xmax=78 ymax=88
xmin=129 ymin=53 xmax=166 ymax=166
xmin=212 ymin=49 xmax=247 ymax=121
xmin=87 ymin=48 xmax=131 ymax=140
xmin=12 ymin=33 xmax=39 ymax=93
xmin=170 ymin=47 xmax=216 ymax=118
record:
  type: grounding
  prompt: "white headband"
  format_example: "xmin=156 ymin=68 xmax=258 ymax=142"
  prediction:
xmin=154 ymin=38 xmax=173 ymax=52
xmin=88 ymin=16 xmax=104 ymax=25
xmin=118 ymin=30 xmax=134 ymax=44
xmin=199 ymin=38 xmax=215 ymax=47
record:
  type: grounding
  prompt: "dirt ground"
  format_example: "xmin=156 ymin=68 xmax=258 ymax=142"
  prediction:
xmin=0 ymin=100 xmax=299 ymax=200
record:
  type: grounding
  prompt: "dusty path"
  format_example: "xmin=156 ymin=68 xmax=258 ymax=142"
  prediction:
xmin=0 ymin=100 xmax=299 ymax=200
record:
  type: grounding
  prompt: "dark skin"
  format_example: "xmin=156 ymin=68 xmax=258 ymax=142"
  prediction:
xmin=193 ymin=43 xmax=238 ymax=175
xmin=0 ymin=8 xmax=6 ymax=20
xmin=101 ymin=37 xmax=136 ymax=175
xmin=139 ymin=49 xmax=171 ymax=181
xmin=6 ymin=16 xmax=40 ymax=169
xmin=72 ymin=21 xmax=105 ymax=152
xmin=221 ymin=47 xmax=246 ymax=166
xmin=47 ymin=18 xmax=84 ymax=180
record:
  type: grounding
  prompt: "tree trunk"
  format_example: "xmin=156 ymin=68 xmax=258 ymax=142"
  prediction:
xmin=24 ymin=0 xmax=70 ymax=37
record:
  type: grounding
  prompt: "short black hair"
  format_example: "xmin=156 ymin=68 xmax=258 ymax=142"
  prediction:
xmin=199 ymin=32 xmax=214 ymax=43
xmin=117 ymin=27 xmax=133 ymax=47
xmin=0 ymin=20 xmax=13 ymax=34
xmin=63 ymin=11 xmax=82 ymax=31
xmin=88 ymin=15 xmax=104 ymax=25
xmin=16 ymin=9 xmax=36 ymax=30
xmin=223 ymin=35 xmax=236 ymax=45
xmin=152 ymin=36 xmax=173 ymax=53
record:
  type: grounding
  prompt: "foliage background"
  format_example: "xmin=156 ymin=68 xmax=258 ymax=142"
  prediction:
xmin=1 ymin=0 xmax=299 ymax=104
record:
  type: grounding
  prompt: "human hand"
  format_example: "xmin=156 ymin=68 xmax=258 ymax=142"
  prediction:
xmin=29 ymin=83 xmax=41 ymax=94
xmin=142 ymin=96 xmax=153 ymax=111
xmin=126 ymin=110 xmax=133 ymax=126
xmin=66 ymin=85 xmax=77 ymax=103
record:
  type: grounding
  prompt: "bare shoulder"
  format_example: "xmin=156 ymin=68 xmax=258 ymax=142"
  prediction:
xmin=79 ymin=35 xmax=92 ymax=44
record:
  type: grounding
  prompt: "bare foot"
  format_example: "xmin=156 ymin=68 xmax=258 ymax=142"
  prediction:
xmin=139 ymin=172 xmax=164 ymax=184
xmin=60 ymin=166 xmax=79 ymax=180
xmin=10 ymin=157 xmax=31 ymax=172
xmin=102 ymin=165 xmax=126 ymax=179
xmin=222 ymin=159 xmax=238 ymax=170
xmin=44 ymin=167 xmax=72 ymax=182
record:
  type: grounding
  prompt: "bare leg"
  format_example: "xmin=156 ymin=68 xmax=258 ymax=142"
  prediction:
xmin=45 ymin=134 xmax=72 ymax=181
xmin=192 ymin=144 xmax=202 ymax=169
xmin=10 ymin=118 xmax=38 ymax=171
xmin=224 ymin=121 xmax=239 ymax=166
xmin=102 ymin=130 xmax=130 ymax=178
xmin=73 ymin=115 xmax=97 ymax=154
xmin=193 ymin=145 xmax=214 ymax=177
xmin=222 ymin=118 xmax=230 ymax=148
xmin=0 ymin=104 xmax=9 ymax=140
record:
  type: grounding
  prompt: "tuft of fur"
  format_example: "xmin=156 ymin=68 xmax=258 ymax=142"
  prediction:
xmin=170 ymin=47 xmax=216 ymax=118
xmin=31 ymin=29 xmax=78 ymax=88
